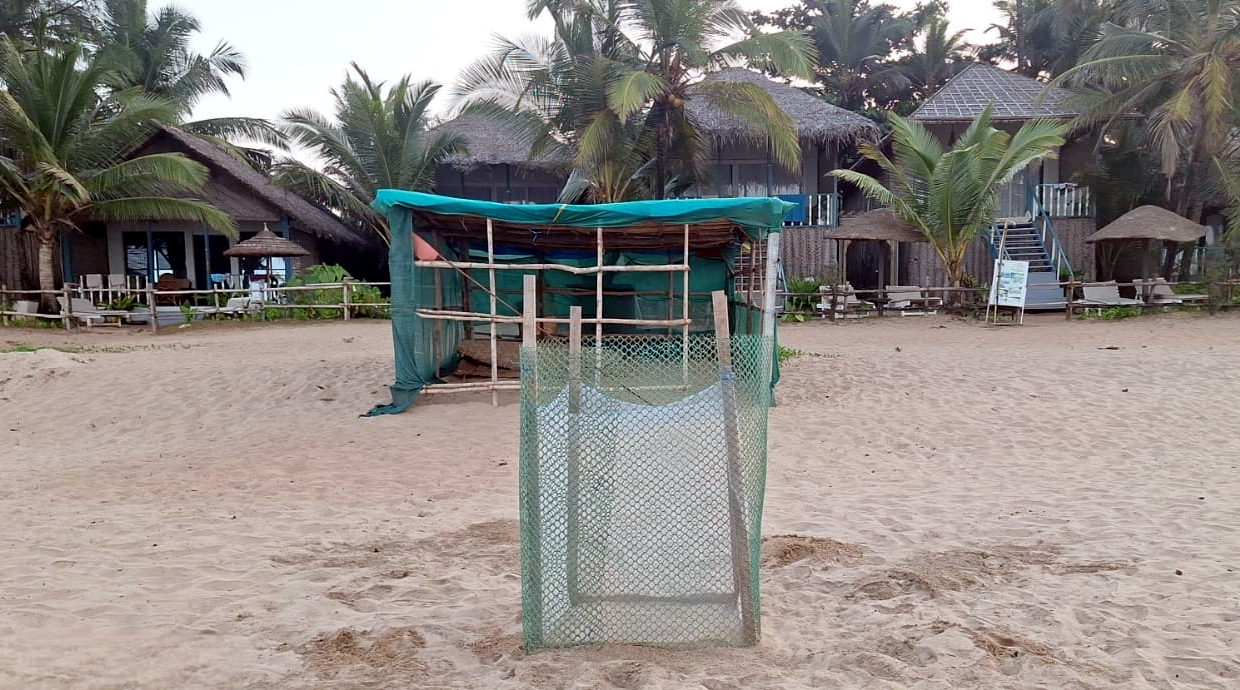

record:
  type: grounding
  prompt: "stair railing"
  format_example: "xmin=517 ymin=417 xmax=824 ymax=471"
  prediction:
xmin=1029 ymin=190 xmax=1073 ymax=277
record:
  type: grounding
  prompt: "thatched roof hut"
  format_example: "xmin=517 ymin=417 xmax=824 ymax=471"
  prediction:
xmin=153 ymin=128 xmax=369 ymax=247
xmin=432 ymin=113 xmax=570 ymax=172
xmin=687 ymin=69 xmax=880 ymax=146
xmin=1086 ymin=205 xmax=1208 ymax=244
xmin=827 ymin=209 xmax=926 ymax=243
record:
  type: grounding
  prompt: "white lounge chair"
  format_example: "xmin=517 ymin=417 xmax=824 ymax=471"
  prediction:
xmin=1077 ymin=282 xmax=1144 ymax=309
xmin=1133 ymin=278 xmax=1209 ymax=305
xmin=817 ymin=284 xmax=875 ymax=319
xmin=883 ymin=286 xmax=941 ymax=316
xmin=192 ymin=296 xmax=251 ymax=318
xmin=57 ymin=297 xmax=130 ymax=328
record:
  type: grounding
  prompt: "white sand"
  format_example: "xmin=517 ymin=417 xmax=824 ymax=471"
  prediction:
xmin=1 ymin=314 xmax=1238 ymax=688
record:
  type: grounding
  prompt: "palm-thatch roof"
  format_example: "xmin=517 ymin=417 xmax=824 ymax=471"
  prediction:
xmin=910 ymin=63 xmax=1078 ymax=123
xmin=687 ymin=69 xmax=880 ymax=145
xmin=1086 ymin=205 xmax=1208 ymax=244
xmin=149 ymin=128 xmax=369 ymax=247
xmin=223 ymin=226 xmax=312 ymax=258
xmin=432 ymin=114 xmax=570 ymax=172
xmin=827 ymin=209 xmax=926 ymax=242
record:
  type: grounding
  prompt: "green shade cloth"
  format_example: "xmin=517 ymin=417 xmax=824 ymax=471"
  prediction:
xmin=365 ymin=191 xmax=793 ymax=416
xmin=372 ymin=190 xmax=795 ymax=243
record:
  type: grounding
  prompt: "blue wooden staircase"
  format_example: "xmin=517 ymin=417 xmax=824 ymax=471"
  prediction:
xmin=987 ymin=194 xmax=1073 ymax=310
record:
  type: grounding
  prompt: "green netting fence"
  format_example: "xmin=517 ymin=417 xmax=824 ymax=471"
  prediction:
xmin=519 ymin=333 xmax=774 ymax=650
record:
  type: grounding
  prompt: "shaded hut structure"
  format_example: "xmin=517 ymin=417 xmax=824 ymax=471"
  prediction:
xmin=1086 ymin=205 xmax=1208 ymax=291
xmin=366 ymin=190 xmax=792 ymax=652
xmin=824 ymin=208 xmax=927 ymax=289
xmin=431 ymin=113 xmax=571 ymax=204
xmin=55 ymin=126 xmax=370 ymax=292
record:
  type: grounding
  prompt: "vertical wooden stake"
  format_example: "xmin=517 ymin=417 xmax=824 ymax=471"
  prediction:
xmin=487 ymin=219 xmax=499 ymax=407
xmin=1066 ymin=273 xmax=1075 ymax=321
xmin=2 ymin=284 xmax=8 ymax=326
xmin=342 ymin=277 xmax=352 ymax=321
xmin=566 ymin=305 xmax=583 ymax=602
xmin=595 ymin=228 xmax=603 ymax=386
xmin=146 ymin=284 xmax=158 ymax=333
xmin=712 ymin=290 xmax=756 ymax=645
xmin=762 ymin=232 xmax=781 ymax=338
xmin=212 ymin=284 xmax=220 ymax=319
xmin=62 ymin=285 xmax=74 ymax=330
xmin=682 ymin=223 xmax=691 ymax=387
xmin=431 ymin=230 xmax=442 ymax=374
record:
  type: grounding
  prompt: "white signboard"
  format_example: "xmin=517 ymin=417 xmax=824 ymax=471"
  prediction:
xmin=988 ymin=259 xmax=1030 ymax=308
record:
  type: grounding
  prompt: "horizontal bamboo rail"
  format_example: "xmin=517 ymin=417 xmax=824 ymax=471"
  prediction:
xmin=415 ymin=260 xmax=689 ymax=274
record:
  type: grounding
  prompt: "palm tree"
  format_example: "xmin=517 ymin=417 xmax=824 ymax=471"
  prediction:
xmin=461 ymin=0 xmax=815 ymax=201
xmin=0 ymin=1 xmax=99 ymax=48
xmin=899 ymin=16 xmax=971 ymax=104
xmin=1051 ymin=0 xmax=1240 ymax=222
xmin=274 ymin=65 xmax=466 ymax=244
xmin=832 ymin=107 xmax=1066 ymax=288
xmin=0 ymin=37 xmax=235 ymax=311
xmin=97 ymin=0 xmax=283 ymax=149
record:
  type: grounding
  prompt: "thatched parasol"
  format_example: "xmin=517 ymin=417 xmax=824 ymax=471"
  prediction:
xmin=1086 ymin=206 xmax=1208 ymax=293
xmin=827 ymin=209 xmax=926 ymax=243
xmin=687 ymin=69 xmax=880 ymax=146
xmin=825 ymin=209 xmax=925 ymax=290
xmin=224 ymin=225 xmax=311 ymax=258
xmin=1085 ymin=205 xmax=1207 ymax=244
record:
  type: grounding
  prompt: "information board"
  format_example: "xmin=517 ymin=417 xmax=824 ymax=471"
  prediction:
xmin=988 ymin=259 xmax=1030 ymax=308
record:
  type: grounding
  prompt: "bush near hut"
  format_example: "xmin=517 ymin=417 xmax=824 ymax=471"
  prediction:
xmin=284 ymin=264 xmax=389 ymax=320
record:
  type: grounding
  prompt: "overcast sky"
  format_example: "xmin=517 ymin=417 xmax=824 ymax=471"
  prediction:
xmin=186 ymin=0 xmax=1005 ymax=124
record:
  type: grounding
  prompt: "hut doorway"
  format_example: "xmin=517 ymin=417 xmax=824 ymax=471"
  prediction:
xmin=845 ymin=240 xmax=890 ymax=290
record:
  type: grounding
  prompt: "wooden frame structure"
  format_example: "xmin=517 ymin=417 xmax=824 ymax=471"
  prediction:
xmin=410 ymin=219 xmax=784 ymax=405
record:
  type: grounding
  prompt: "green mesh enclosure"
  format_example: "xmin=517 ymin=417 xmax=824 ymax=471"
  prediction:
xmin=519 ymin=334 xmax=774 ymax=650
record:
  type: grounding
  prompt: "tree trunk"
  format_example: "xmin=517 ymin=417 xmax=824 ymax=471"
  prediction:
xmin=36 ymin=224 xmax=59 ymax=314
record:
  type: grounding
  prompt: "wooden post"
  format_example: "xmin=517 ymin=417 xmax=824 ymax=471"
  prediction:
xmin=431 ymin=229 xmax=442 ymax=374
xmin=522 ymin=274 xmax=538 ymax=354
xmin=712 ymin=290 xmax=756 ymax=646
xmin=762 ymin=232 xmax=781 ymax=338
xmin=1066 ymin=273 xmax=1075 ymax=320
xmin=212 ymin=284 xmax=220 ymax=320
xmin=682 ymin=224 xmax=691 ymax=387
xmin=595 ymin=227 xmax=604 ymax=386
xmin=566 ymin=305 xmax=583 ymax=602
xmin=2 ymin=284 xmax=8 ymax=326
xmin=146 ymin=284 xmax=158 ymax=333
xmin=487 ymin=219 xmax=499 ymax=407
xmin=62 ymin=285 xmax=74 ymax=330
xmin=342 ymin=277 xmax=352 ymax=321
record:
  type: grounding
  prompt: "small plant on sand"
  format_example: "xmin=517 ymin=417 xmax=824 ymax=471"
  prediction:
xmin=1082 ymin=307 xmax=1142 ymax=320
xmin=778 ymin=346 xmax=805 ymax=364
xmin=782 ymin=276 xmax=821 ymax=322
xmin=104 ymin=295 xmax=139 ymax=311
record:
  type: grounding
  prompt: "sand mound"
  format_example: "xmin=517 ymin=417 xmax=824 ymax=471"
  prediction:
xmin=761 ymin=534 xmax=864 ymax=568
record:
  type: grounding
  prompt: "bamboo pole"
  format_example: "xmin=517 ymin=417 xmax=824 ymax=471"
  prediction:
xmin=522 ymin=273 xmax=537 ymax=370
xmin=1066 ymin=274 xmax=1075 ymax=320
xmin=414 ymin=260 xmax=689 ymax=274
xmin=487 ymin=218 xmax=499 ymax=407
xmin=762 ymin=232 xmax=781 ymax=338
xmin=342 ymin=277 xmax=352 ymax=321
xmin=682 ymin=224 xmax=691 ymax=386
xmin=431 ymin=230 xmax=442 ymax=373
xmin=423 ymin=381 xmax=522 ymax=392
xmin=2 ymin=284 xmax=7 ymax=326
xmin=595 ymin=228 xmax=603 ymax=386
xmin=712 ymin=289 xmax=756 ymax=645
xmin=414 ymin=309 xmax=690 ymax=327
xmin=566 ymin=305 xmax=583 ymax=603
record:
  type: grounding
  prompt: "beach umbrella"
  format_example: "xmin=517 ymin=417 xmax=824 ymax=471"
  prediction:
xmin=1086 ymin=206 xmax=1208 ymax=295
xmin=825 ymin=208 xmax=926 ymax=290
xmin=224 ymin=224 xmax=310 ymax=282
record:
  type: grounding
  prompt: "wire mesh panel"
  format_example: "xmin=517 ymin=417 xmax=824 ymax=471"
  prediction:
xmin=519 ymin=334 xmax=774 ymax=650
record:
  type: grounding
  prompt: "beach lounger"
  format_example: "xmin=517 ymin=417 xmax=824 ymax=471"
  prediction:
xmin=817 ymin=284 xmax=875 ymax=319
xmin=192 ymin=297 xmax=251 ymax=318
xmin=883 ymin=286 xmax=941 ymax=316
xmin=57 ymin=297 xmax=130 ymax=328
xmin=1133 ymin=278 xmax=1209 ymax=305
xmin=1081 ymin=282 xmax=1144 ymax=307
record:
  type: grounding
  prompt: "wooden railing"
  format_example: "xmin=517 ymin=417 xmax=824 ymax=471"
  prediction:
xmin=1036 ymin=184 xmax=1094 ymax=218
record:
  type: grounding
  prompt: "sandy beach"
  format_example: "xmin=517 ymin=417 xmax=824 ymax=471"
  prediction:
xmin=1 ymin=314 xmax=1238 ymax=689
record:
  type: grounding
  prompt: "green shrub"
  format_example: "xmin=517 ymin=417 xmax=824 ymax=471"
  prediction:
xmin=285 ymin=263 xmax=389 ymax=319
xmin=782 ymin=276 xmax=821 ymax=322
xmin=1082 ymin=307 xmax=1142 ymax=320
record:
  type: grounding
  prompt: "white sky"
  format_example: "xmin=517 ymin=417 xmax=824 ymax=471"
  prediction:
xmin=187 ymin=0 xmax=1005 ymax=123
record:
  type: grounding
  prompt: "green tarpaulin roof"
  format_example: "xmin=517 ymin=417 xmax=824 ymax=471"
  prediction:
xmin=373 ymin=190 xmax=796 ymax=250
